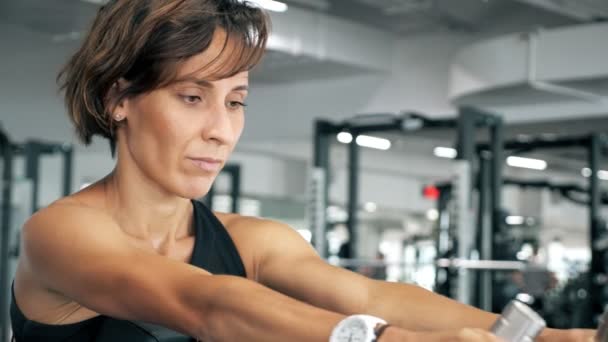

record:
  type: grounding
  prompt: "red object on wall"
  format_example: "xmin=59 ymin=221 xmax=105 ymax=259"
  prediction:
xmin=423 ymin=185 xmax=440 ymax=200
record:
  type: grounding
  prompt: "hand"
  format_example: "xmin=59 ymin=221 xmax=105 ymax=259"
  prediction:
xmin=539 ymin=328 xmax=596 ymax=342
xmin=378 ymin=326 xmax=504 ymax=341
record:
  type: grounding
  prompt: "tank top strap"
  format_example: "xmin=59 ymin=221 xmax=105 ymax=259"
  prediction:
xmin=190 ymin=200 xmax=247 ymax=278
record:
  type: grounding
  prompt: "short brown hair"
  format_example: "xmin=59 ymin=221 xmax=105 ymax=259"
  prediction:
xmin=58 ymin=0 xmax=269 ymax=153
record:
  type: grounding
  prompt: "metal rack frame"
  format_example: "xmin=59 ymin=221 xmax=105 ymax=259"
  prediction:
xmin=0 ymin=134 xmax=74 ymax=342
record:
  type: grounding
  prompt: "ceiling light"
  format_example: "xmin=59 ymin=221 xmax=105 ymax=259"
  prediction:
xmin=356 ymin=135 xmax=391 ymax=150
xmin=244 ymin=0 xmax=288 ymax=12
xmin=364 ymin=202 xmax=377 ymax=213
xmin=506 ymin=156 xmax=547 ymax=170
xmin=434 ymin=147 xmax=457 ymax=159
xmin=506 ymin=216 xmax=525 ymax=225
xmin=426 ymin=209 xmax=439 ymax=221
xmin=337 ymin=132 xmax=353 ymax=144
xmin=581 ymin=168 xmax=608 ymax=180
xmin=337 ymin=133 xmax=391 ymax=150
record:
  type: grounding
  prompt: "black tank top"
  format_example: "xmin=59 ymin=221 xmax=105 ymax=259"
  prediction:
xmin=10 ymin=200 xmax=247 ymax=341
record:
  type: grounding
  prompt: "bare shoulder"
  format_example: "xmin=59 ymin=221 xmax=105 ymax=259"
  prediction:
xmin=15 ymin=198 xmax=122 ymax=323
xmin=215 ymin=213 xmax=316 ymax=254
xmin=18 ymin=197 xmax=121 ymax=282
xmin=214 ymin=212 xmax=310 ymax=281
xmin=215 ymin=212 xmax=295 ymax=241
xmin=23 ymin=198 xmax=117 ymax=245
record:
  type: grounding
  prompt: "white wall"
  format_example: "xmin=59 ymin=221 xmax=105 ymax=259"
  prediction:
xmin=244 ymin=32 xmax=474 ymax=141
xmin=0 ymin=22 xmax=80 ymax=146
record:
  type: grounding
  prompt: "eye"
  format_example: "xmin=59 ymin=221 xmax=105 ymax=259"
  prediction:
xmin=180 ymin=95 xmax=202 ymax=104
xmin=228 ymin=101 xmax=247 ymax=109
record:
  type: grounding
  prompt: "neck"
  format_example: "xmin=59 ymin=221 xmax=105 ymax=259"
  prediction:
xmin=103 ymin=167 xmax=194 ymax=247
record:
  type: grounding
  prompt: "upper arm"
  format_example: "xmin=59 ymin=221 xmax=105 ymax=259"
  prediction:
xmin=253 ymin=219 xmax=373 ymax=315
xmin=20 ymin=204 xmax=213 ymax=335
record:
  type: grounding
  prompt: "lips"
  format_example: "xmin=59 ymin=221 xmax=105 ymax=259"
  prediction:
xmin=188 ymin=158 xmax=222 ymax=172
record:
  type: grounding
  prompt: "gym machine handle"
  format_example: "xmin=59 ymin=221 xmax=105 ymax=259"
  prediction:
xmin=491 ymin=300 xmax=546 ymax=342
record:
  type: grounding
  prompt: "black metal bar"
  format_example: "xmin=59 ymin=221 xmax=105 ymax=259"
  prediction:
xmin=346 ymin=124 xmax=404 ymax=134
xmin=314 ymin=120 xmax=332 ymax=170
xmin=489 ymin=116 xmax=504 ymax=313
xmin=313 ymin=120 xmax=332 ymax=257
xmin=1 ymin=140 xmax=13 ymax=342
xmin=24 ymin=142 xmax=40 ymax=212
xmin=588 ymin=133 xmax=604 ymax=327
xmin=453 ymin=108 xmax=482 ymax=306
xmin=334 ymin=113 xmax=457 ymax=135
xmin=346 ymin=135 xmax=360 ymax=259
xmin=230 ymin=165 xmax=241 ymax=214
xmin=476 ymin=155 xmax=491 ymax=310
xmin=477 ymin=136 xmax=590 ymax=152
xmin=434 ymin=186 xmax=453 ymax=297
xmin=456 ymin=109 xmax=477 ymax=161
xmin=62 ymin=145 xmax=73 ymax=197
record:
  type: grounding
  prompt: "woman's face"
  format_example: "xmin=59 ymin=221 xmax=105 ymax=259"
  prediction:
xmin=116 ymin=33 xmax=249 ymax=199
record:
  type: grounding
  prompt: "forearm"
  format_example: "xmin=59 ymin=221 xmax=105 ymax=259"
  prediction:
xmin=365 ymin=280 xmax=498 ymax=332
xmin=182 ymin=275 xmax=344 ymax=341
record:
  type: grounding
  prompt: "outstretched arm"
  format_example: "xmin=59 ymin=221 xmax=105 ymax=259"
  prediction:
xmin=366 ymin=280 xmax=497 ymax=331
xmin=255 ymin=219 xmax=594 ymax=341
xmin=19 ymin=204 xmax=346 ymax=341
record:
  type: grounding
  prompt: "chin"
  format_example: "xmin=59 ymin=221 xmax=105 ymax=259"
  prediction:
xmin=177 ymin=177 xmax=214 ymax=199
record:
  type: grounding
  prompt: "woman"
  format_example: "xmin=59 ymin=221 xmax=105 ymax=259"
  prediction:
xmin=10 ymin=0 xmax=595 ymax=341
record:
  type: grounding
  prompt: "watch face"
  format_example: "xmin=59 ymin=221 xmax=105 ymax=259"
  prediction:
xmin=335 ymin=319 xmax=368 ymax=342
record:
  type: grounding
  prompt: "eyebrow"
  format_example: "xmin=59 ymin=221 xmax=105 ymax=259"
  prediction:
xmin=177 ymin=77 xmax=249 ymax=92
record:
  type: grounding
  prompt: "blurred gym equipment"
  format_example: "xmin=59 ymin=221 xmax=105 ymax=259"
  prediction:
xmin=0 ymin=125 xmax=74 ymax=342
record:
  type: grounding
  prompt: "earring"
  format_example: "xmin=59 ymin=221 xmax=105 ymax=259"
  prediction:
xmin=114 ymin=114 xmax=123 ymax=121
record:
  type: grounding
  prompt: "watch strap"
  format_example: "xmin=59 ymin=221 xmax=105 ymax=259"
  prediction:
xmin=372 ymin=324 xmax=391 ymax=342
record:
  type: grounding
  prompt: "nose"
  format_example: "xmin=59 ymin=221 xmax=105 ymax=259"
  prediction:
xmin=201 ymin=99 xmax=237 ymax=146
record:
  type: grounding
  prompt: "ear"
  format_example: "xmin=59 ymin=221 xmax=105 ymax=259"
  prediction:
xmin=106 ymin=78 xmax=131 ymax=120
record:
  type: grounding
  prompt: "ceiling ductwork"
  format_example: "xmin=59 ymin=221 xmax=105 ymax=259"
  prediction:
xmin=514 ymin=0 xmax=608 ymax=21
xmin=253 ymin=7 xmax=394 ymax=82
xmin=449 ymin=22 xmax=608 ymax=121
xmin=0 ymin=0 xmax=394 ymax=83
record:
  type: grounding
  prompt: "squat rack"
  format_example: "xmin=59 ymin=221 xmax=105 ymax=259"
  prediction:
xmin=312 ymin=108 xmax=608 ymax=325
xmin=0 ymin=126 xmax=74 ymax=342
xmin=478 ymin=133 xmax=608 ymax=326
xmin=312 ymin=112 xmax=458 ymax=259
xmin=435 ymin=131 xmax=608 ymax=325
xmin=311 ymin=107 xmax=502 ymax=266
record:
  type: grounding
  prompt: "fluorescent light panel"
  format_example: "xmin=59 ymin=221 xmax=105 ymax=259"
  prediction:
xmin=434 ymin=147 xmax=457 ymax=159
xmin=506 ymin=216 xmax=525 ymax=225
xmin=356 ymin=135 xmax=391 ymax=150
xmin=336 ymin=133 xmax=391 ymax=151
xmin=433 ymin=147 xmax=547 ymax=170
xmin=245 ymin=0 xmax=288 ymax=12
xmin=506 ymin=156 xmax=547 ymax=170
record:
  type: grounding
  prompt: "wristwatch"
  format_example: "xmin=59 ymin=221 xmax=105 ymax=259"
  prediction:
xmin=329 ymin=315 xmax=389 ymax=342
